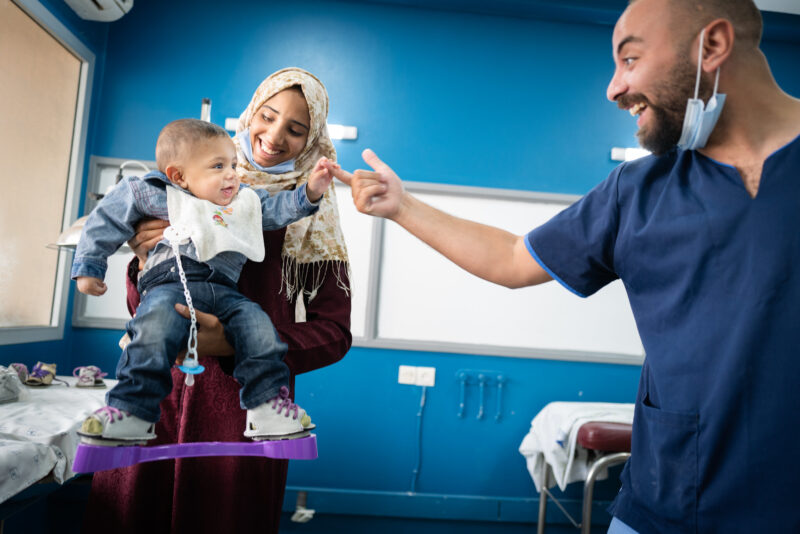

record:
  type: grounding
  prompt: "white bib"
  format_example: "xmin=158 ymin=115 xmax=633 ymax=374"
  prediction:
xmin=166 ymin=186 xmax=265 ymax=262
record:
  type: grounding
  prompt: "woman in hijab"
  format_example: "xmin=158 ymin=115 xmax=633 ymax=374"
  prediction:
xmin=84 ymin=67 xmax=352 ymax=534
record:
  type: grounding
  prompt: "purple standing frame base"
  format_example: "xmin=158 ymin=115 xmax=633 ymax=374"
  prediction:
xmin=72 ymin=434 xmax=317 ymax=473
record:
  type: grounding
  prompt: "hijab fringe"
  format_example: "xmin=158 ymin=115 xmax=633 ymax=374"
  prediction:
xmin=281 ymin=255 xmax=351 ymax=303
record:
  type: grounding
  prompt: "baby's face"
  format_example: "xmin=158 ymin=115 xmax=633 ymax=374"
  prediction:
xmin=181 ymin=136 xmax=240 ymax=206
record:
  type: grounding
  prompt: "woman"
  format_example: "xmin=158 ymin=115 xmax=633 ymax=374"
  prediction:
xmin=84 ymin=68 xmax=351 ymax=533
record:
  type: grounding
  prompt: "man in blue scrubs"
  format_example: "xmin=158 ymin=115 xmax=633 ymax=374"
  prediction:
xmin=335 ymin=0 xmax=800 ymax=531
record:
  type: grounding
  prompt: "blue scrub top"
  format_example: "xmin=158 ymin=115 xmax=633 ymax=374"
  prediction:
xmin=526 ymin=135 xmax=800 ymax=533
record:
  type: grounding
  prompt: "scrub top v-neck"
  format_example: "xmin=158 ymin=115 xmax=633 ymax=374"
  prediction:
xmin=526 ymin=135 xmax=800 ymax=533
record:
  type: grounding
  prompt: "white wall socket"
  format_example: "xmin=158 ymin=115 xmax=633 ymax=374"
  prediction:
xmin=397 ymin=365 xmax=436 ymax=387
xmin=416 ymin=366 xmax=436 ymax=387
xmin=398 ymin=365 xmax=417 ymax=385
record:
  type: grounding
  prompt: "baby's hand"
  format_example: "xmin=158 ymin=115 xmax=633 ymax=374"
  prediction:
xmin=77 ymin=276 xmax=107 ymax=296
xmin=306 ymin=157 xmax=339 ymax=203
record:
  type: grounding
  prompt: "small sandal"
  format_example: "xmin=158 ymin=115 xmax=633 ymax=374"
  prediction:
xmin=9 ymin=363 xmax=28 ymax=382
xmin=25 ymin=362 xmax=68 ymax=387
xmin=73 ymin=365 xmax=108 ymax=388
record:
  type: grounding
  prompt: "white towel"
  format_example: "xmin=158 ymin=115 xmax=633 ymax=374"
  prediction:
xmin=518 ymin=401 xmax=634 ymax=492
xmin=166 ymin=186 xmax=265 ymax=262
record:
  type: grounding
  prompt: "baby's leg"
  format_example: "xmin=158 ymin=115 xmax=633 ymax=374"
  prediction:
xmin=215 ymin=286 xmax=314 ymax=440
xmin=108 ymin=283 xmax=192 ymax=422
xmin=216 ymin=288 xmax=289 ymax=410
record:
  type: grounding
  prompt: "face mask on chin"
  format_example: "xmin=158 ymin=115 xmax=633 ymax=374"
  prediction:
xmin=677 ymin=28 xmax=726 ymax=151
xmin=236 ymin=129 xmax=296 ymax=173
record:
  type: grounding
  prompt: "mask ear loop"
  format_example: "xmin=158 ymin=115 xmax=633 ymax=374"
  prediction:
xmin=711 ymin=66 xmax=720 ymax=98
xmin=692 ymin=28 xmax=706 ymax=100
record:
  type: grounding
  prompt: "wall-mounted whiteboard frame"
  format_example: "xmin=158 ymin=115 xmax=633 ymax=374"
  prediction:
xmin=75 ymin=159 xmax=644 ymax=366
xmin=336 ymin=181 xmax=644 ymax=366
xmin=71 ymin=156 xmax=156 ymax=329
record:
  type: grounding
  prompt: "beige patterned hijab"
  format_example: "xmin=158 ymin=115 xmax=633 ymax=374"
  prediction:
xmin=234 ymin=67 xmax=349 ymax=301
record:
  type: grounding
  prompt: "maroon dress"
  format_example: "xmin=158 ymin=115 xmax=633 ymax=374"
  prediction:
xmin=83 ymin=228 xmax=352 ymax=533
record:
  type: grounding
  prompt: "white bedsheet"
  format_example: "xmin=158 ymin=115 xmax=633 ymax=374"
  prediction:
xmin=518 ymin=401 xmax=634 ymax=492
xmin=0 ymin=375 xmax=115 ymax=504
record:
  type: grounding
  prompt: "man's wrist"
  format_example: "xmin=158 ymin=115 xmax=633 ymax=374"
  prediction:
xmin=390 ymin=190 xmax=413 ymax=224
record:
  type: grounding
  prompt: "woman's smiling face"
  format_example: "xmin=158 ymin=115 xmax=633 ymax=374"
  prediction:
xmin=248 ymin=87 xmax=310 ymax=167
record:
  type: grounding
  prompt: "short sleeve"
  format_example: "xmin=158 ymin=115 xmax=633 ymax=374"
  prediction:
xmin=526 ymin=167 xmax=621 ymax=297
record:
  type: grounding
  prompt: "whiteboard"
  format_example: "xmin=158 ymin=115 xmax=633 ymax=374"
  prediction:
xmin=375 ymin=191 xmax=644 ymax=358
xmin=74 ymin=159 xmax=643 ymax=363
xmin=333 ymin=183 xmax=373 ymax=339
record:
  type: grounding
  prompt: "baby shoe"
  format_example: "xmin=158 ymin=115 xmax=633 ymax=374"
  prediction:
xmin=0 ymin=366 xmax=23 ymax=404
xmin=24 ymin=362 xmax=68 ymax=386
xmin=244 ymin=386 xmax=315 ymax=440
xmin=77 ymin=406 xmax=156 ymax=446
xmin=9 ymin=363 xmax=28 ymax=382
xmin=73 ymin=366 xmax=108 ymax=388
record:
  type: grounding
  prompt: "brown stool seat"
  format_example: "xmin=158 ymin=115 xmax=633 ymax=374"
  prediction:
xmin=577 ymin=422 xmax=632 ymax=453
xmin=538 ymin=421 xmax=633 ymax=534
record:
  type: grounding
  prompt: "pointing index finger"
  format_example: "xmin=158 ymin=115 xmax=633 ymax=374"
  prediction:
xmin=332 ymin=166 xmax=355 ymax=186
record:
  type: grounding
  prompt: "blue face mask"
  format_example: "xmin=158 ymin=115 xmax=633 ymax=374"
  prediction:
xmin=677 ymin=28 xmax=726 ymax=151
xmin=235 ymin=129 xmax=296 ymax=173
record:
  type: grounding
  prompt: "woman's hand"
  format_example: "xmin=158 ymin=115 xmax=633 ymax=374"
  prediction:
xmin=128 ymin=218 xmax=170 ymax=267
xmin=306 ymin=157 xmax=339 ymax=202
xmin=332 ymin=149 xmax=403 ymax=219
xmin=173 ymin=304 xmax=235 ymax=364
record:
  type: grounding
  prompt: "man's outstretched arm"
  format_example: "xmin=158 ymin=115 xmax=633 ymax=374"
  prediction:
xmin=334 ymin=149 xmax=552 ymax=289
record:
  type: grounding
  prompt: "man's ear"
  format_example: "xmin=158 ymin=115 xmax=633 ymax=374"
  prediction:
xmin=701 ymin=18 xmax=734 ymax=73
xmin=165 ymin=165 xmax=187 ymax=188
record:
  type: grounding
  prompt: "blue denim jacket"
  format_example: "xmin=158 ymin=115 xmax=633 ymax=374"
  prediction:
xmin=71 ymin=171 xmax=318 ymax=284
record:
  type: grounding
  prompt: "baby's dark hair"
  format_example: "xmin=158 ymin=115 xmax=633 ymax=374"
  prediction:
xmin=156 ymin=118 xmax=230 ymax=172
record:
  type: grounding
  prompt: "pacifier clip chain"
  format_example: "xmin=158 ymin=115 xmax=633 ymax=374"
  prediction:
xmin=163 ymin=226 xmax=205 ymax=386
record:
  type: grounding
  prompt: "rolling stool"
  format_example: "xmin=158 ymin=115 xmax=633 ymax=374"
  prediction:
xmin=537 ymin=421 xmax=632 ymax=534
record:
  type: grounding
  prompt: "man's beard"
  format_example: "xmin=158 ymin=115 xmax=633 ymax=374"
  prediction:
xmin=619 ymin=57 xmax=713 ymax=155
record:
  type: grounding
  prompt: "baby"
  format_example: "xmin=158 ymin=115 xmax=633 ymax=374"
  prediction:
xmin=72 ymin=118 xmax=335 ymax=444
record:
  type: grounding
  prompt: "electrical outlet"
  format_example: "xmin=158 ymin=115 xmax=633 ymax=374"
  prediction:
xmin=398 ymin=365 xmax=417 ymax=385
xmin=416 ymin=366 xmax=436 ymax=387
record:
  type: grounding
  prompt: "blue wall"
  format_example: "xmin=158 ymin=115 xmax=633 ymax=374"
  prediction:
xmin=4 ymin=0 xmax=800 ymax=529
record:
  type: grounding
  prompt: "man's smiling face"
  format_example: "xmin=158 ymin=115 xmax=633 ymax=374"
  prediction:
xmin=606 ymin=0 xmax=712 ymax=154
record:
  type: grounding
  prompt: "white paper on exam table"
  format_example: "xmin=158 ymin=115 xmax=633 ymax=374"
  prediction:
xmin=518 ymin=401 xmax=634 ymax=492
xmin=0 ymin=376 xmax=116 ymax=504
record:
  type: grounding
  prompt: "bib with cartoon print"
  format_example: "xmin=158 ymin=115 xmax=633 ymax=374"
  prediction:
xmin=166 ymin=185 xmax=265 ymax=263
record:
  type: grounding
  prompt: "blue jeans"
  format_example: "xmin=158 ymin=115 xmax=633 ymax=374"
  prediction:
xmin=107 ymin=258 xmax=289 ymax=422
